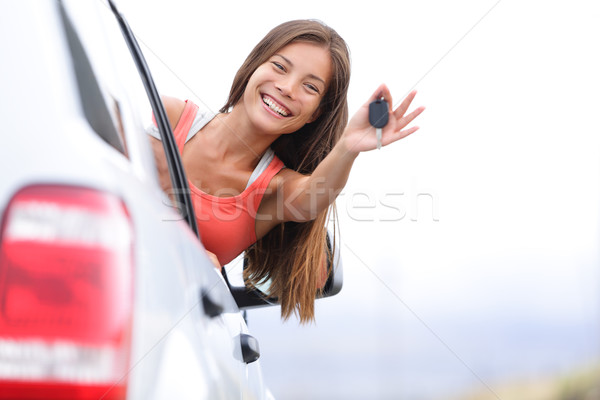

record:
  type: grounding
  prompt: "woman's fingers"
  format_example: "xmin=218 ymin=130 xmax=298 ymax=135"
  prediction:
xmin=396 ymin=106 xmax=425 ymax=130
xmin=394 ymin=107 xmax=425 ymax=132
xmin=393 ymin=90 xmax=418 ymax=119
xmin=398 ymin=125 xmax=420 ymax=139
xmin=206 ymin=250 xmax=222 ymax=271
xmin=348 ymin=85 xmax=424 ymax=151
xmin=383 ymin=125 xmax=420 ymax=146
xmin=368 ymin=83 xmax=392 ymax=105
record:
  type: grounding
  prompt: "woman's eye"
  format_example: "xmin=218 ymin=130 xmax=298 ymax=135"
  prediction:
xmin=272 ymin=62 xmax=285 ymax=71
xmin=305 ymin=83 xmax=320 ymax=93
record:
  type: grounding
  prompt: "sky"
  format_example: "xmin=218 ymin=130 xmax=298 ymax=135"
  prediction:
xmin=118 ymin=0 xmax=600 ymax=398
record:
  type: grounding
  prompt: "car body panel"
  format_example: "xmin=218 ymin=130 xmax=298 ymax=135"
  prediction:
xmin=0 ymin=1 xmax=267 ymax=398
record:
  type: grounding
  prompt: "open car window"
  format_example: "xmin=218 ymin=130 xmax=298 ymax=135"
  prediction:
xmin=103 ymin=0 xmax=199 ymax=236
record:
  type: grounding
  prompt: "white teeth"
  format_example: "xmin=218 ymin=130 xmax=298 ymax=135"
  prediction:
xmin=262 ymin=96 xmax=288 ymax=117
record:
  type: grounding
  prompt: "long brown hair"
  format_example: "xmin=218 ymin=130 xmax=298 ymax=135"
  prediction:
xmin=220 ymin=20 xmax=351 ymax=323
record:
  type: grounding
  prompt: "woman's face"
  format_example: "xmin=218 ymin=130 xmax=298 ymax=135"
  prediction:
xmin=241 ymin=41 xmax=332 ymax=135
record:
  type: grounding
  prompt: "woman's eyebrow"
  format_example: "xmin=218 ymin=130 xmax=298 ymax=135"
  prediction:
xmin=274 ymin=54 xmax=326 ymax=86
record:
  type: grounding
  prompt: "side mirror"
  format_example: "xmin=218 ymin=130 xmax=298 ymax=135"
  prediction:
xmin=222 ymin=232 xmax=343 ymax=310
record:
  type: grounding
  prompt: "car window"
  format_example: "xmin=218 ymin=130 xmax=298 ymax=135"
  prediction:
xmin=60 ymin=2 xmax=128 ymax=157
xmin=60 ymin=0 xmax=194 ymax=225
xmin=104 ymin=1 xmax=199 ymax=234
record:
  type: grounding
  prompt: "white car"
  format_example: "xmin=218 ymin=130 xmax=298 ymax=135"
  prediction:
xmin=0 ymin=1 xmax=341 ymax=399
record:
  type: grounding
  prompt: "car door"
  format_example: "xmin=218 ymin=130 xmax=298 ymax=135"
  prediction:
xmin=58 ymin=0 xmax=265 ymax=398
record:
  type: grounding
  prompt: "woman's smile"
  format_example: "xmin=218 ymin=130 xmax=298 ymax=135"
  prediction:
xmin=261 ymin=94 xmax=292 ymax=117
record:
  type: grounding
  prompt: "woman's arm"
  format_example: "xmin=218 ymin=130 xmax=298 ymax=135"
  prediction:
xmin=279 ymin=84 xmax=425 ymax=222
xmin=147 ymin=96 xmax=188 ymax=193
xmin=161 ymin=96 xmax=186 ymax=129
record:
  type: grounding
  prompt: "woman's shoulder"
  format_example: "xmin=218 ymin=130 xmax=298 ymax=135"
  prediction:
xmin=269 ymin=163 xmax=301 ymax=185
xmin=161 ymin=96 xmax=187 ymax=130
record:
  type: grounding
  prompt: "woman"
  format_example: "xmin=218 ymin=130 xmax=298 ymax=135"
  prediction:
xmin=152 ymin=19 xmax=424 ymax=322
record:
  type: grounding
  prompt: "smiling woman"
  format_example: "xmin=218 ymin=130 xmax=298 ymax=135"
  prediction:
xmin=240 ymin=41 xmax=332 ymax=133
xmin=151 ymin=19 xmax=424 ymax=322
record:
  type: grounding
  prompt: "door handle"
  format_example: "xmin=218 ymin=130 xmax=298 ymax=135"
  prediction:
xmin=201 ymin=289 xmax=224 ymax=318
xmin=240 ymin=334 xmax=260 ymax=364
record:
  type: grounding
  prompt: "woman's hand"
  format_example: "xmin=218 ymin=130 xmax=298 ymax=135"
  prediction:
xmin=271 ymin=84 xmax=424 ymax=222
xmin=341 ymin=84 xmax=425 ymax=155
xmin=205 ymin=250 xmax=222 ymax=271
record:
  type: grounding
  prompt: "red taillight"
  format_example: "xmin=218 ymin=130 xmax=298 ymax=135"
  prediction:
xmin=0 ymin=185 xmax=133 ymax=400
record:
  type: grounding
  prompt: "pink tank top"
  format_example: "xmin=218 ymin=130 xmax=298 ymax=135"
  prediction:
xmin=173 ymin=101 xmax=284 ymax=265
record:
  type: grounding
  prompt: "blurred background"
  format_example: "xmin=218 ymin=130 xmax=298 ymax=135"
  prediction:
xmin=118 ymin=0 xmax=600 ymax=398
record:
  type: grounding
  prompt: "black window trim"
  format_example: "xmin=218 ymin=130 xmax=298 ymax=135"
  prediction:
xmin=106 ymin=0 xmax=199 ymax=237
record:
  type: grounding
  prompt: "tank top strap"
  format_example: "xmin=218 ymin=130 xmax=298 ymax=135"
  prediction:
xmin=256 ymin=155 xmax=284 ymax=186
xmin=173 ymin=100 xmax=199 ymax=154
xmin=249 ymin=155 xmax=285 ymax=212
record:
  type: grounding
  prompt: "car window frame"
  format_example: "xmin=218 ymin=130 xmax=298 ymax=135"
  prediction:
xmin=106 ymin=0 xmax=198 ymax=237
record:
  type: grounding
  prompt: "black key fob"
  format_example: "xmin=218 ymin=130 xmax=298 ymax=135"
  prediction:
xmin=369 ymin=98 xmax=389 ymax=128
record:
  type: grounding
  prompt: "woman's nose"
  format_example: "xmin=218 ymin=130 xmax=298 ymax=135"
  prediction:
xmin=276 ymin=78 xmax=296 ymax=99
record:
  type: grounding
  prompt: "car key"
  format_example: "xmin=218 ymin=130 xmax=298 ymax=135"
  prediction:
xmin=369 ymin=98 xmax=389 ymax=149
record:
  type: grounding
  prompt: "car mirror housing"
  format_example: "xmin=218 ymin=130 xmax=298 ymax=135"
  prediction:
xmin=223 ymin=231 xmax=343 ymax=310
